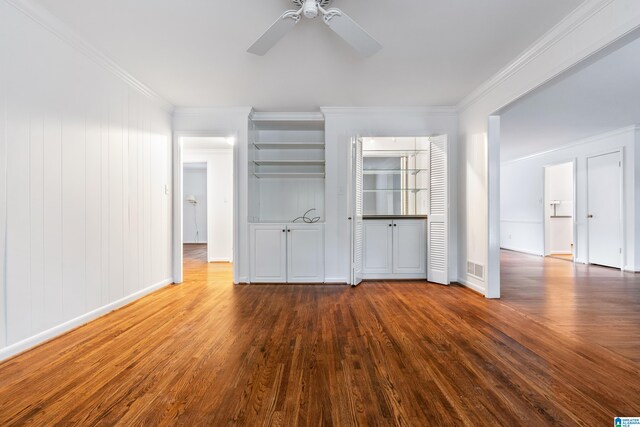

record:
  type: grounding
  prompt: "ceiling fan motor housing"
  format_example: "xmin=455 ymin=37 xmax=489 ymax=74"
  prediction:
xmin=293 ymin=0 xmax=333 ymax=19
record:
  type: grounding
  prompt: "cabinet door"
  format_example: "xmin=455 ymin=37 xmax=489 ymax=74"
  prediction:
xmin=393 ymin=219 xmax=426 ymax=275
xmin=250 ymin=225 xmax=287 ymax=283
xmin=287 ymin=224 xmax=324 ymax=283
xmin=363 ymin=220 xmax=393 ymax=275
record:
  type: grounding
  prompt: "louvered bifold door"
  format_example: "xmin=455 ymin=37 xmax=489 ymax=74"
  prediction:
xmin=428 ymin=136 xmax=449 ymax=285
xmin=351 ymin=136 xmax=364 ymax=286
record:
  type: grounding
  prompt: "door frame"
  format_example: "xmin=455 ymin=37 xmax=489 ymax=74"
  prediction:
xmin=172 ymin=131 xmax=239 ymax=284
xmin=585 ymin=148 xmax=625 ymax=269
xmin=542 ymin=159 xmax=577 ymax=261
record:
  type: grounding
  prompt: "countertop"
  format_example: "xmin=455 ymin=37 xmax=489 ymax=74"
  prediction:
xmin=363 ymin=215 xmax=428 ymax=220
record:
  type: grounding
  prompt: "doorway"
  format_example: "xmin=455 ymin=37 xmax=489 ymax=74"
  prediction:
xmin=544 ymin=161 xmax=575 ymax=261
xmin=173 ymin=134 xmax=237 ymax=284
xmin=587 ymin=150 xmax=623 ymax=269
xmin=183 ymin=162 xmax=208 ymax=262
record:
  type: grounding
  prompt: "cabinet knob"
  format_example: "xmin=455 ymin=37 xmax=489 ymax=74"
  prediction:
xmin=587 ymin=214 xmax=594 ymax=219
xmin=282 ymin=229 xmax=286 ymax=232
xmin=287 ymin=229 xmax=291 ymax=232
xmin=394 ymin=224 xmax=397 ymax=227
xmin=389 ymin=224 xmax=392 ymax=227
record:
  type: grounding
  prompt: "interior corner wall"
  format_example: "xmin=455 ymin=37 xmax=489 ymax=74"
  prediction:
xmin=500 ymin=127 xmax=636 ymax=268
xmin=321 ymin=109 xmax=459 ymax=284
xmin=635 ymin=126 xmax=640 ymax=272
xmin=0 ymin=1 xmax=173 ymax=360
xmin=457 ymin=0 xmax=640 ymax=296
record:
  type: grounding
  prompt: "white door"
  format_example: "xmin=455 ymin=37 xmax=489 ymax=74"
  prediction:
xmin=250 ymin=225 xmax=287 ymax=283
xmin=362 ymin=220 xmax=393 ymax=275
xmin=349 ymin=136 xmax=364 ymax=286
xmin=428 ymin=135 xmax=449 ymax=285
xmin=287 ymin=224 xmax=325 ymax=283
xmin=393 ymin=219 xmax=427 ymax=275
xmin=587 ymin=152 xmax=622 ymax=269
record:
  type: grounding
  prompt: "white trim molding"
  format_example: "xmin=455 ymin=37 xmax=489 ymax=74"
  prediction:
xmin=173 ymin=107 xmax=253 ymax=119
xmin=320 ymin=107 xmax=457 ymax=116
xmin=4 ymin=0 xmax=174 ymax=112
xmin=250 ymin=111 xmax=325 ymax=122
xmin=502 ymin=126 xmax=639 ymax=165
xmin=458 ymin=0 xmax=617 ymax=111
xmin=0 ymin=278 xmax=174 ymax=362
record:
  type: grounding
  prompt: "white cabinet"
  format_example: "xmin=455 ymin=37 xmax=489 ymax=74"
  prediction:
xmin=363 ymin=220 xmax=393 ymax=274
xmin=287 ymin=224 xmax=324 ymax=283
xmin=393 ymin=220 xmax=427 ymax=275
xmin=250 ymin=223 xmax=324 ymax=283
xmin=250 ymin=225 xmax=287 ymax=283
xmin=363 ymin=219 xmax=426 ymax=279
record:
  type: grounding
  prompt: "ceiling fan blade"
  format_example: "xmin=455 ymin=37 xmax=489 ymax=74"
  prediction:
xmin=323 ymin=8 xmax=382 ymax=57
xmin=247 ymin=10 xmax=301 ymax=56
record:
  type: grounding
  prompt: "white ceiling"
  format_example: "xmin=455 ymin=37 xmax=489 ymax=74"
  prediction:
xmin=34 ymin=0 xmax=583 ymax=110
xmin=500 ymin=35 xmax=640 ymax=162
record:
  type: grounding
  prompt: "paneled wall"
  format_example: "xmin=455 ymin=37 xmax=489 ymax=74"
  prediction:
xmin=0 ymin=1 xmax=173 ymax=357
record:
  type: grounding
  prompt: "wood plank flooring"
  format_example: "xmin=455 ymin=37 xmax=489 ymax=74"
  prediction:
xmin=501 ymin=249 xmax=640 ymax=362
xmin=0 ymin=245 xmax=638 ymax=425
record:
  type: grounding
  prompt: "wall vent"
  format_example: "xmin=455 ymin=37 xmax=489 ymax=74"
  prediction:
xmin=467 ymin=261 xmax=485 ymax=280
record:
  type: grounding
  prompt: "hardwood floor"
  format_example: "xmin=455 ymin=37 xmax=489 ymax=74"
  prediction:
xmin=502 ymin=249 xmax=640 ymax=362
xmin=0 ymin=245 xmax=639 ymax=425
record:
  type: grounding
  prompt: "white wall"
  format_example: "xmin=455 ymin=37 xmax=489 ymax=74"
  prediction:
xmin=321 ymin=108 xmax=459 ymax=283
xmin=183 ymin=167 xmax=208 ymax=244
xmin=501 ymin=127 xmax=637 ymax=269
xmin=183 ymin=149 xmax=234 ymax=262
xmin=635 ymin=127 xmax=640 ymax=271
xmin=0 ymin=1 xmax=173 ymax=359
xmin=457 ymin=0 xmax=640 ymax=297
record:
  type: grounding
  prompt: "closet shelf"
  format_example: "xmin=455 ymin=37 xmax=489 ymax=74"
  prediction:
xmin=253 ymin=172 xmax=326 ymax=179
xmin=253 ymin=142 xmax=325 ymax=150
xmin=253 ymin=160 xmax=326 ymax=166
xmin=363 ymin=169 xmax=427 ymax=175
xmin=364 ymin=188 xmax=428 ymax=193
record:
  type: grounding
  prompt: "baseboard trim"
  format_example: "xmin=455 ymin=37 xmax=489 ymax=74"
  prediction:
xmin=623 ymin=266 xmax=640 ymax=273
xmin=0 ymin=278 xmax=174 ymax=362
xmin=456 ymin=278 xmax=487 ymax=296
xmin=324 ymin=278 xmax=349 ymax=284
xmin=501 ymin=247 xmax=544 ymax=257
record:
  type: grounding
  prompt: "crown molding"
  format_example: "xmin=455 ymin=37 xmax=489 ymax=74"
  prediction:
xmin=173 ymin=107 xmax=253 ymax=118
xmin=457 ymin=0 xmax=616 ymax=112
xmin=249 ymin=111 xmax=325 ymax=122
xmin=320 ymin=107 xmax=457 ymax=116
xmin=4 ymin=0 xmax=174 ymax=113
xmin=501 ymin=125 xmax=638 ymax=165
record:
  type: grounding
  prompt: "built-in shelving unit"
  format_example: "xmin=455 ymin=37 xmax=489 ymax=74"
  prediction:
xmin=249 ymin=113 xmax=326 ymax=223
xmin=362 ymin=137 xmax=430 ymax=216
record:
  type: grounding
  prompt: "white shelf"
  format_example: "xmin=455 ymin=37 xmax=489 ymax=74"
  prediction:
xmin=253 ymin=160 xmax=326 ymax=166
xmin=254 ymin=142 xmax=325 ymax=150
xmin=253 ymin=172 xmax=326 ymax=179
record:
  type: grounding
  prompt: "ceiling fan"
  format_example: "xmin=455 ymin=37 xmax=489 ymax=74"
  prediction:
xmin=247 ymin=0 xmax=382 ymax=57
